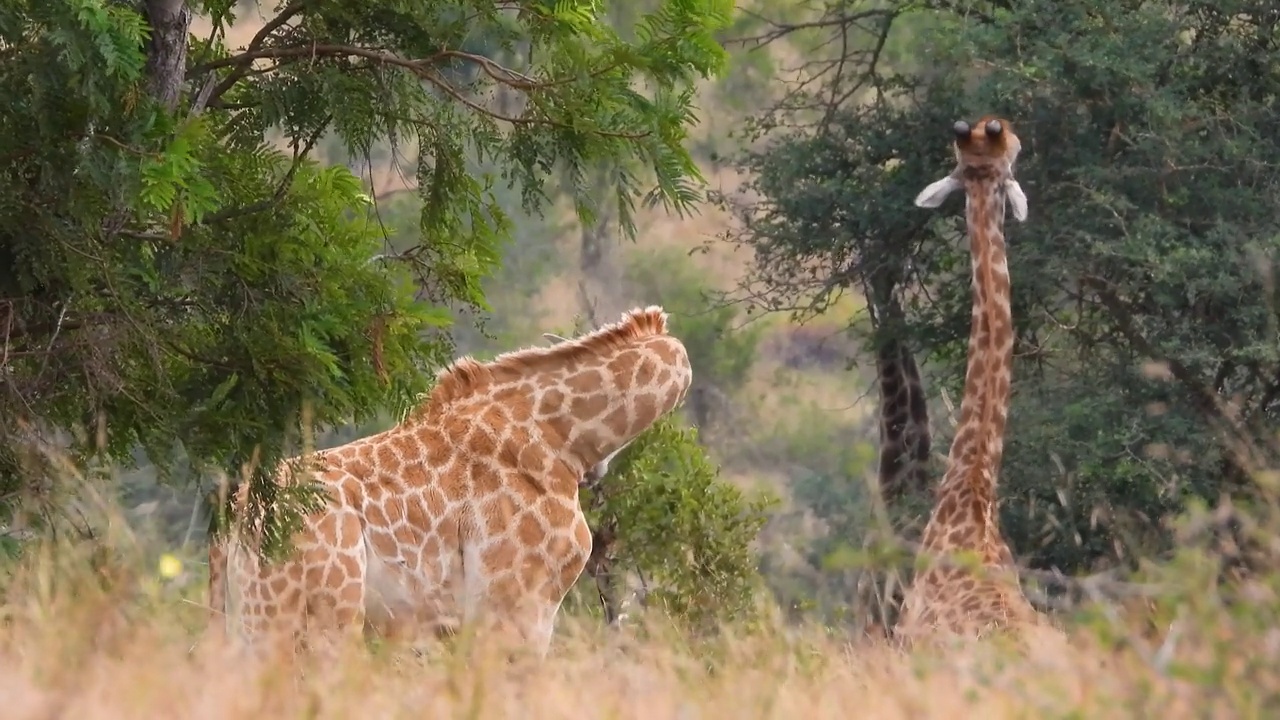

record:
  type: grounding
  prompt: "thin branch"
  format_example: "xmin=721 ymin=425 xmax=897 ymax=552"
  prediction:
xmin=194 ymin=43 xmax=648 ymax=138
xmin=199 ymin=113 xmax=332 ymax=226
xmin=195 ymin=0 xmax=314 ymax=106
xmin=728 ymin=7 xmax=898 ymax=49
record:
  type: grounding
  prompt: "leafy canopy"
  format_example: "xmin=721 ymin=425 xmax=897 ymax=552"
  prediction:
xmin=0 ymin=0 xmax=734 ymax=557
xmin=726 ymin=0 xmax=1280 ymax=579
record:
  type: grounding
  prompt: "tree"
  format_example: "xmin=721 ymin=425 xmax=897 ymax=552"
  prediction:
xmin=0 ymin=0 xmax=734 ymax=556
xmin=724 ymin=0 xmax=1280 ymax=590
xmin=567 ymin=415 xmax=775 ymax=631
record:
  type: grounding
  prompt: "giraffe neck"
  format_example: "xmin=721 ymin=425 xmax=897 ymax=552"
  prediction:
xmin=495 ymin=338 xmax=689 ymax=478
xmin=876 ymin=336 xmax=932 ymax=506
xmin=410 ymin=308 xmax=691 ymax=483
xmin=934 ymin=170 xmax=1013 ymax=516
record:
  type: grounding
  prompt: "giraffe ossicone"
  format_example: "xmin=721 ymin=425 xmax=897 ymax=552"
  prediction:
xmin=914 ymin=118 xmax=1028 ymax=221
xmin=210 ymin=305 xmax=693 ymax=659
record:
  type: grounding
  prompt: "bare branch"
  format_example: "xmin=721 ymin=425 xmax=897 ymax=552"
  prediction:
xmin=727 ymin=7 xmax=898 ymax=49
xmin=193 ymin=43 xmax=647 ymax=138
xmin=194 ymin=0 xmax=314 ymax=106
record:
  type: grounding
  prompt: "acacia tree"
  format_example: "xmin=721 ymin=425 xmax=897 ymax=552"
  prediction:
xmin=725 ymin=0 xmax=1280 ymax=592
xmin=0 ymin=0 xmax=733 ymax=555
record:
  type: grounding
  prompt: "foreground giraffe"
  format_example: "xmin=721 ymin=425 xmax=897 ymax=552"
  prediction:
xmin=895 ymin=116 xmax=1059 ymax=646
xmin=209 ymin=306 xmax=692 ymax=658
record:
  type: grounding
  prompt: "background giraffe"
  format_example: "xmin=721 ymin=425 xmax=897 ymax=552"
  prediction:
xmin=894 ymin=116 xmax=1054 ymax=645
xmin=211 ymin=306 xmax=692 ymax=658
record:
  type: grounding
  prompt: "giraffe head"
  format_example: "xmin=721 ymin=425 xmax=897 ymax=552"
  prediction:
xmin=417 ymin=306 xmax=691 ymax=479
xmin=952 ymin=115 xmax=1021 ymax=170
xmin=914 ymin=115 xmax=1028 ymax=222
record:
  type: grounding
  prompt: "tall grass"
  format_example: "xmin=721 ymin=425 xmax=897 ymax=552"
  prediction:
xmin=6 ymin=351 xmax=1280 ymax=720
xmin=2 ymin=476 xmax=1279 ymax=720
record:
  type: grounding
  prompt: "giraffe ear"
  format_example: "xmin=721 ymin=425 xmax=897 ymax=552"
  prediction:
xmin=1005 ymin=180 xmax=1029 ymax=222
xmin=914 ymin=175 xmax=963 ymax=209
xmin=542 ymin=332 xmax=571 ymax=345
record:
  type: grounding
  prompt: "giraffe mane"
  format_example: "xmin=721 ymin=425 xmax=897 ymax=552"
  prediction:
xmin=413 ymin=305 xmax=671 ymax=417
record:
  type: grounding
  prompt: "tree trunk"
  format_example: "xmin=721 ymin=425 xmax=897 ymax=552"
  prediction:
xmin=142 ymin=0 xmax=193 ymax=111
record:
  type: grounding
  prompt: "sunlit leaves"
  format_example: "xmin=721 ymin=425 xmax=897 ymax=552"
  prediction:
xmin=136 ymin=116 xmax=220 ymax=226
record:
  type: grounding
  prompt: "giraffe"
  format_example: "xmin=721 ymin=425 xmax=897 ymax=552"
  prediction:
xmin=893 ymin=115 xmax=1057 ymax=646
xmin=853 ymin=278 xmax=935 ymax=638
xmin=542 ymin=330 xmax=633 ymax=491
xmin=210 ymin=306 xmax=692 ymax=659
xmin=542 ymin=329 xmax=639 ymax=627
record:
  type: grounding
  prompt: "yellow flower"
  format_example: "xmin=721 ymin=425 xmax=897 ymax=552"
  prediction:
xmin=158 ymin=553 xmax=183 ymax=579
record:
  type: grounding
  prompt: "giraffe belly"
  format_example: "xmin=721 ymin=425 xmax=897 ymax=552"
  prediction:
xmin=363 ymin=543 xmax=461 ymax=642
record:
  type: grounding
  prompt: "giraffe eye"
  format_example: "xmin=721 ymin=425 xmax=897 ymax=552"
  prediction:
xmin=985 ymin=119 xmax=1003 ymax=136
xmin=953 ymin=120 xmax=971 ymax=139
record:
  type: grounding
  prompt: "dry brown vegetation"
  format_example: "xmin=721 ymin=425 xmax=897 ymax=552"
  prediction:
xmin=3 ymin=474 xmax=1279 ymax=720
xmin=0 ymin=536 xmax=1272 ymax=719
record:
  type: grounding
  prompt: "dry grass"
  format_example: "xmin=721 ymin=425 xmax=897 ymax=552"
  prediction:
xmin=3 ymin=414 xmax=1277 ymax=720
xmin=0 ymin=515 xmax=1273 ymax=720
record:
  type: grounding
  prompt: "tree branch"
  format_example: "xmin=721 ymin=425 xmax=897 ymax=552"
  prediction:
xmin=199 ymin=113 xmax=332 ymax=226
xmin=193 ymin=0 xmax=314 ymax=107
xmin=192 ymin=43 xmax=645 ymax=136
xmin=1081 ymin=276 xmax=1273 ymax=476
xmin=727 ymin=7 xmax=898 ymax=49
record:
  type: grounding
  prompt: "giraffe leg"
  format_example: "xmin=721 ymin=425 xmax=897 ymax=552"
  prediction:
xmin=297 ymin=512 xmax=369 ymax=660
xmin=458 ymin=559 xmax=578 ymax=661
xmin=486 ymin=596 xmax=561 ymax=663
xmin=455 ymin=503 xmax=589 ymax=661
xmin=301 ymin=593 xmax=366 ymax=662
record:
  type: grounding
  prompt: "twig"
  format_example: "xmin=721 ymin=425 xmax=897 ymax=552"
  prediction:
xmin=199 ymin=113 xmax=331 ymax=225
xmin=727 ymin=8 xmax=897 ymax=49
xmin=195 ymin=43 xmax=645 ymax=138
xmin=197 ymin=0 xmax=315 ymax=105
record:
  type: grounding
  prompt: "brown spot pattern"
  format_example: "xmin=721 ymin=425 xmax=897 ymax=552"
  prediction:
xmin=215 ymin=304 xmax=689 ymax=659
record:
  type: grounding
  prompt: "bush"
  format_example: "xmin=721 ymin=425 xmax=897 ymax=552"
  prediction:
xmin=569 ymin=415 xmax=776 ymax=632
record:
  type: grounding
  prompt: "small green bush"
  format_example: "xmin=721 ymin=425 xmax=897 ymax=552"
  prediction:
xmin=571 ymin=415 xmax=776 ymax=632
